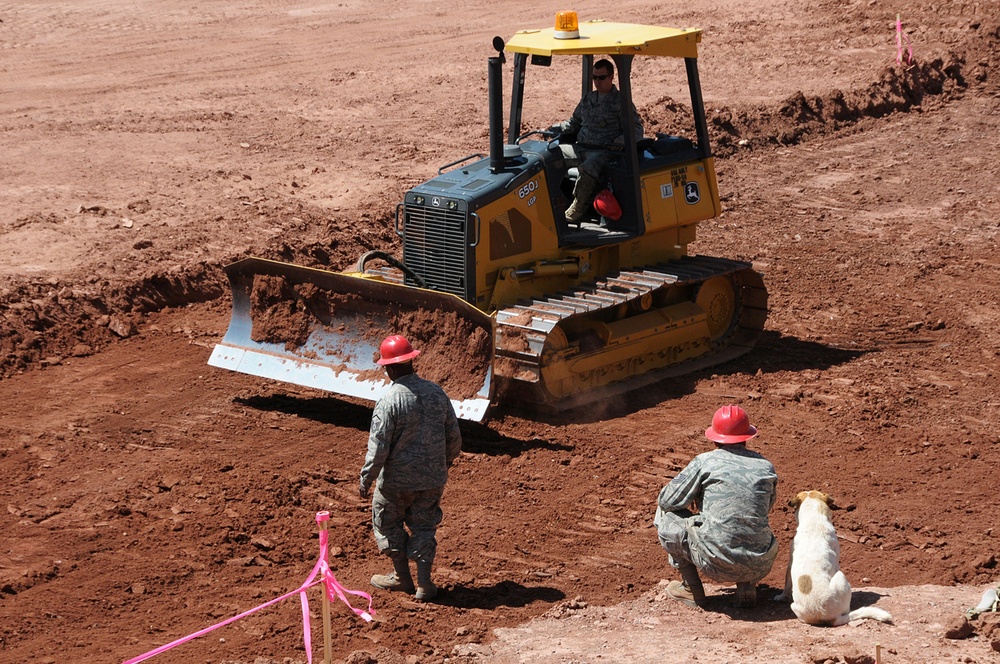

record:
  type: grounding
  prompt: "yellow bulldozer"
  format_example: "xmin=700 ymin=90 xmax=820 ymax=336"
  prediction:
xmin=208 ymin=13 xmax=767 ymax=422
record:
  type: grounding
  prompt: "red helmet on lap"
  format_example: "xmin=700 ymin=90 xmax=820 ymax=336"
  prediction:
xmin=593 ymin=189 xmax=622 ymax=221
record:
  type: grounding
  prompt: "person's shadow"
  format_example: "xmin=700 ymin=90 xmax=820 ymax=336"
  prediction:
xmin=688 ymin=583 xmax=795 ymax=623
xmin=432 ymin=580 xmax=565 ymax=609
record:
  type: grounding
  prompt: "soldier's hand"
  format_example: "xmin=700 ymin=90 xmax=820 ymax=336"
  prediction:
xmin=359 ymin=481 xmax=370 ymax=499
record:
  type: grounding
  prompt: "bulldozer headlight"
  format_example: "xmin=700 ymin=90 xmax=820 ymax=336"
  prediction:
xmin=554 ymin=11 xmax=579 ymax=39
xmin=447 ymin=200 xmax=458 ymax=211
xmin=414 ymin=195 xmax=426 ymax=205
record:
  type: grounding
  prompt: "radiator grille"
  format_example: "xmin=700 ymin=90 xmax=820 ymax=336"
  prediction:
xmin=402 ymin=204 xmax=470 ymax=301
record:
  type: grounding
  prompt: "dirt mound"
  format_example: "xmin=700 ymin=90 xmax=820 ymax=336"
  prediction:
xmin=0 ymin=263 xmax=223 ymax=376
xmin=0 ymin=201 xmax=396 ymax=379
xmin=245 ymin=272 xmax=492 ymax=399
xmin=710 ymin=56 xmax=963 ymax=155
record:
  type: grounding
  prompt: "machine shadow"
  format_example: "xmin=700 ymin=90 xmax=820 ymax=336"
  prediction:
xmin=235 ymin=394 xmax=374 ymax=431
xmin=748 ymin=330 xmax=869 ymax=374
xmin=508 ymin=331 xmax=868 ymax=425
xmin=233 ymin=393 xmax=568 ymax=457
xmin=435 ymin=580 xmax=565 ymax=610
xmin=458 ymin=422 xmax=574 ymax=456
xmin=233 ymin=332 xmax=867 ymax=430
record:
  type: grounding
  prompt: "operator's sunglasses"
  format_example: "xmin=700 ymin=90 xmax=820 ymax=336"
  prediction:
xmin=592 ymin=73 xmax=611 ymax=81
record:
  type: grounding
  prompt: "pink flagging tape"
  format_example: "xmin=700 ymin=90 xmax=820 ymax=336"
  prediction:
xmin=896 ymin=14 xmax=913 ymax=65
xmin=122 ymin=512 xmax=374 ymax=664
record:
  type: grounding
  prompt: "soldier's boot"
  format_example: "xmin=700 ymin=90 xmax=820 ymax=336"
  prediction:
xmin=414 ymin=560 xmax=438 ymax=602
xmin=371 ymin=555 xmax=415 ymax=594
xmin=735 ymin=581 xmax=757 ymax=608
xmin=666 ymin=563 xmax=706 ymax=608
xmin=565 ymin=173 xmax=601 ymax=225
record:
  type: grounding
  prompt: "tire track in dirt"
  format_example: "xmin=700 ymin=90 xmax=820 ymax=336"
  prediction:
xmin=571 ymin=451 xmax=692 ymax=574
xmin=478 ymin=404 xmax=712 ymax=586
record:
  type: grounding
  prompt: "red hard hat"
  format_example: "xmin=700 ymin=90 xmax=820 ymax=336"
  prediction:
xmin=593 ymin=189 xmax=622 ymax=221
xmin=705 ymin=405 xmax=757 ymax=444
xmin=377 ymin=335 xmax=420 ymax=366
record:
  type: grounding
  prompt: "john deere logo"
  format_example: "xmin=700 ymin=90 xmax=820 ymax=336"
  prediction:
xmin=684 ymin=182 xmax=700 ymax=205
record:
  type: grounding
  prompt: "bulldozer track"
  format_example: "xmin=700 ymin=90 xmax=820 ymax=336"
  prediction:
xmin=494 ymin=255 xmax=767 ymax=408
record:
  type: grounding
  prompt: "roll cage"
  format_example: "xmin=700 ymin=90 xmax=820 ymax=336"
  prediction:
xmin=502 ymin=20 xmax=714 ymax=231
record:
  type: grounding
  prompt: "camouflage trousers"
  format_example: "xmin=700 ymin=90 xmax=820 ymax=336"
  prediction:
xmin=655 ymin=506 xmax=696 ymax=570
xmin=655 ymin=505 xmax=777 ymax=584
xmin=559 ymin=144 xmax=615 ymax=182
xmin=371 ymin=485 xmax=444 ymax=563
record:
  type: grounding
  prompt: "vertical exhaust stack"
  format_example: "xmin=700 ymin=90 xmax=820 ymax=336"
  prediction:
xmin=489 ymin=36 xmax=506 ymax=173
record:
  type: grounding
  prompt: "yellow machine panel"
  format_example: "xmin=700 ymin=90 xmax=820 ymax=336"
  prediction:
xmin=641 ymin=159 xmax=722 ymax=232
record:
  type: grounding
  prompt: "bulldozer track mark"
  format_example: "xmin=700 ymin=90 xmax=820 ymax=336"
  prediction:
xmin=651 ymin=454 xmax=688 ymax=468
xmin=630 ymin=453 xmax=689 ymax=489
xmin=575 ymin=521 xmax=618 ymax=535
xmin=629 ymin=470 xmax=675 ymax=486
xmin=582 ymin=555 xmax=635 ymax=570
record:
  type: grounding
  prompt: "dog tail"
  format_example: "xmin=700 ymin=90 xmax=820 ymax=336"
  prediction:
xmin=833 ymin=606 xmax=893 ymax=626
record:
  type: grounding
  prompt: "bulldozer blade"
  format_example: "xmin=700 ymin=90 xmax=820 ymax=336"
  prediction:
xmin=208 ymin=258 xmax=494 ymax=422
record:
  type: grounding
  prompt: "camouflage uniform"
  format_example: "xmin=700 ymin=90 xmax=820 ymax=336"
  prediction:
xmin=556 ymin=86 xmax=644 ymax=180
xmin=360 ymin=373 xmax=462 ymax=564
xmin=655 ymin=445 xmax=778 ymax=584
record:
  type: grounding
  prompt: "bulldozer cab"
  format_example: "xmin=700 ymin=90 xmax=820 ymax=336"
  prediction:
xmin=503 ymin=17 xmax=715 ymax=243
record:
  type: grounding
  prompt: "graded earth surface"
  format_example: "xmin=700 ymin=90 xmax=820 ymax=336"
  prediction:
xmin=1 ymin=1 xmax=999 ymax=663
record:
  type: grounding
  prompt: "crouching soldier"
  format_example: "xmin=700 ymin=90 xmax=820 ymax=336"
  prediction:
xmin=655 ymin=405 xmax=779 ymax=608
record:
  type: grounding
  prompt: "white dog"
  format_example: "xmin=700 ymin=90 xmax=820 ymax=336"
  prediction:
xmin=775 ymin=490 xmax=893 ymax=626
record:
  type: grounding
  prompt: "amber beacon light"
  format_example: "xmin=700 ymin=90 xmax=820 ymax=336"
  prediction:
xmin=554 ymin=11 xmax=580 ymax=39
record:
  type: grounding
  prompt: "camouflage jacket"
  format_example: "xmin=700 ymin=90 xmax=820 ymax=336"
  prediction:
xmin=360 ymin=373 xmax=462 ymax=494
xmin=657 ymin=445 xmax=778 ymax=582
xmin=560 ymin=86 xmax=644 ymax=147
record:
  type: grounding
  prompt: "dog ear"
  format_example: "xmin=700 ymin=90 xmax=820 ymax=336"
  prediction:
xmin=826 ymin=495 xmax=842 ymax=510
xmin=788 ymin=492 xmax=805 ymax=509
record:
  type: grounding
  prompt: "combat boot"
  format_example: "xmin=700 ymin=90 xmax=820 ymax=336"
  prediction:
xmin=415 ymin=560 xmax=438 ymax=601
xmin=565 ymin=173 xmax=600 ymax=224
xmin=371 ymin=555 xmax=415 ymax=594
xmin=666 ymin=563 xmax=706 ymax=608
xmin=735 ymin=581 xmax=757 ymax=608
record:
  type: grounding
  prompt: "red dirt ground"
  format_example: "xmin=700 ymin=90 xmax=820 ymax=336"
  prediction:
xmin=1 ymin=1 xmax=999 ymax=662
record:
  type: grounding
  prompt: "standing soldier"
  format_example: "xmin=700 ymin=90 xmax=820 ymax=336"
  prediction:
xmin=359 ymin=335 xmax=462 ymax=601
xmin=655 ymin=405 xmax=779 ymax=608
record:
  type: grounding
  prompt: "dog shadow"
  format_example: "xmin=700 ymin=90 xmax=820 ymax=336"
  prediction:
xmin=850 ymin=589 xmax=892 ymax=610
xmin=705 ymin=586 xmax=893 ymax=624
